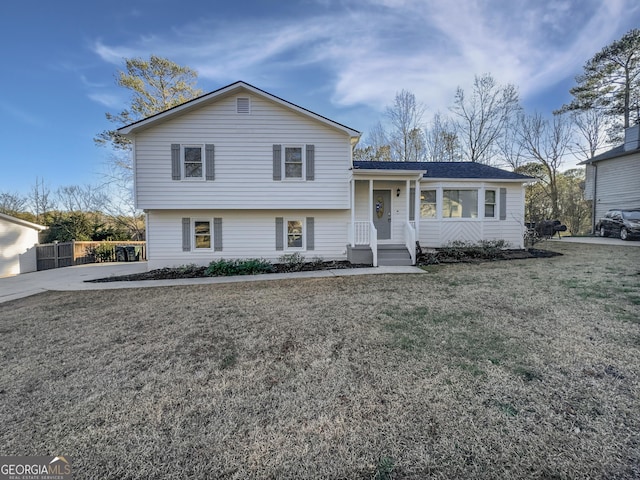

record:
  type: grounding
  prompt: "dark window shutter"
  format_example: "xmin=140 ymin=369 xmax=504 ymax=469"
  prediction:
xmin=306 ymin=144 xmax=315 ymax=181
xmin=213 ymin=217 xmax=223 ymax=251
xmin=205 ymin=144 xmax=215 ymax=181
xmin=172 ymin=144 xmax=181 ymax=180
xmin=182 ymin=217 xmax=191 ymax=251
xmin=499 ymin=188 xmax=507 ymax=220
xmin=409 ymin=188 xmax=415 ymax=221
xmin=306 ymin=217 xmax=314 ymax=250
xmin=275 ymin=217 xmax=284 ymax=250
xmin=273 ymin=145 xmax=282 ymax=181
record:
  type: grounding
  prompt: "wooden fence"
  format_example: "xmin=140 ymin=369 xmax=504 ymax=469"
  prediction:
xmin=36 ymin=241 xmax=146 ymax=271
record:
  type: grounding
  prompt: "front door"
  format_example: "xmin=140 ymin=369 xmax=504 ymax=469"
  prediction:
xmin=373 ymin=190 xmax=391 ymax=240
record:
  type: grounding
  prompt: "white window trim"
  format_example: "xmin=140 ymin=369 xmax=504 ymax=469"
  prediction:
xmin=182 ymin=144 xmax=205 ymax=181
xmin=419 ymin=189 xmax=437 ymax=220
xmin=192 ymin=218 xmax=213 ymax=251
xmin=281 ymin=145 xmax=306 ymax=181
xmin=284 ymin=217 xmax=305 ymax=251
xmin=484 ymin=189 xmax=497 ymax=219
xmin=441 ymin=188 xmax=479 ymax=220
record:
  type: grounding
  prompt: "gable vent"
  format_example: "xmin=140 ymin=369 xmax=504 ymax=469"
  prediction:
xmin=236 ymin=97 xmax=250 ymax=114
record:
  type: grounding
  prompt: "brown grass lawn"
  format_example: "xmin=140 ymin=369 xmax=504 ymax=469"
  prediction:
xmin=1 ymin=242 xmax=639 ymax=479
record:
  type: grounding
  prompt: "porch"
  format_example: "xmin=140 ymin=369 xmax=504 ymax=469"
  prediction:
xmin=347 ymin=165 xmax=426 ymax=266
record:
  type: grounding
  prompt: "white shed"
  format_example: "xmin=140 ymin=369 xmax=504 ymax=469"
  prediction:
xmin=0 ymin=213 xmax=47 ymax=277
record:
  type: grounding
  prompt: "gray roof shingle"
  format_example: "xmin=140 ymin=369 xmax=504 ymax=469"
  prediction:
xmin=352 ymin=161 xmax=532 ymax=180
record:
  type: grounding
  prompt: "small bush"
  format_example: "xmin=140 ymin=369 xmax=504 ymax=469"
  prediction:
xmin=88 ymin=243 xmax=115 ymax=262
xmin=277 ymin=252 xmax=306 ymax=272
xmin=439 ymin=239 xmax=509 ymax=260
xmin=205 ymin=258 xmax=273 ymax=277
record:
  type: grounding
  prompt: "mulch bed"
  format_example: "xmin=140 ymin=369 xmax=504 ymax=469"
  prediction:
xmin=88 ymin=260 xmax=368 ymax=282
xmin=89 ymin=248 xmax=561 ymax=283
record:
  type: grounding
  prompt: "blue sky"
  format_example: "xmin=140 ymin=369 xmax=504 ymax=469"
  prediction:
xmin=1 ymin=0 xmax=639 ymax=197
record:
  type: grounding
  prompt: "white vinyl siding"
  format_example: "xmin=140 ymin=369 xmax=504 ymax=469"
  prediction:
xmin=145 ymin=210 xmax=349 ymax=269
xmin=134 ymin=95 xmax=351 ymax=210
xmin=417 ymin=182 xmax=525 ymax=249
xmin=590 ymin=153 xmax=640 ymax=224
xmin=0 ymin=216 xmax=42 ymax=276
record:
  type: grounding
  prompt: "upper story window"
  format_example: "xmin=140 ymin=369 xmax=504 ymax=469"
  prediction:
xmin=273 ymin=144 xmax=314 ymax=181
xmin=484 ymin=190 xmax=496 ymax=218
xmin=171 ymin=143 xmax=214 ymax=181
xmin=184 ymin=145 xmax=203 ymax=178
xmin=443 ymin=190 xmax=478 ymax=218
xmin=284 ymin=147 xmax=303 ymax=179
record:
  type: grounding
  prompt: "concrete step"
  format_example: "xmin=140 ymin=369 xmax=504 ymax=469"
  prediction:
xmin=377 ymin=244 xmax=413 ymax=266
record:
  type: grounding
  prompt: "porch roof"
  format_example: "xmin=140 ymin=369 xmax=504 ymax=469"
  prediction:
xmin=353 ymin=161 xmax=533 ymax=181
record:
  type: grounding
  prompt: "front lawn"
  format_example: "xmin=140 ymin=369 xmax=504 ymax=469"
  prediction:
xmin=1 ymin=242 xmax=639 ymax=479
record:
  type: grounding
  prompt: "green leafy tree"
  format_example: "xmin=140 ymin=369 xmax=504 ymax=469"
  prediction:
xmin=95 ymin=55 xmax=203 ymax=152
xmin=560 ymin=29 xmax=640 ymax=138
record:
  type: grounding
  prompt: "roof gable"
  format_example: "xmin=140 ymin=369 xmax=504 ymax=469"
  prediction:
xmin=118 ymin=81 xmax=361 ymax=140
xmin=353 ymin=161 xmax=533 ymax=181
xmin=579 ymin=144 xmax=640 ymax=164
xmin=0 ymin=212 xmax=47 ymax=231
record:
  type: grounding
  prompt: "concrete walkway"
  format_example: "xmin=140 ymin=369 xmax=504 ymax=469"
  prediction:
xmin=0 ymin=262 xmax=426 ymax=304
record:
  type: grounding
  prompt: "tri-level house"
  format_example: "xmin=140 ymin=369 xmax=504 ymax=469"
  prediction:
xmin=118 ymin=81 xmax=532 ymax=269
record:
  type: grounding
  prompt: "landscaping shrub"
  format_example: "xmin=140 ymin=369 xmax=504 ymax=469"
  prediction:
xmin=277 ymin=252 xmax=306 ymax=272
xmin=419 ymin=239 xmax=511 ymax=264
xmin=205 ymin=258 xmax=273 ymax=277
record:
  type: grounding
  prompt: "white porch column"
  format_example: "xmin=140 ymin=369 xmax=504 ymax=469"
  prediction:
xmin=405 ymin=179 xmax=410 ymax=222
xmin=350 ymin=179 xmax=355 ymax=247
xmin=414 ymin=179 xmax=421 ymax=237
xmin=369 ymin=179 xmax=373 ymax=223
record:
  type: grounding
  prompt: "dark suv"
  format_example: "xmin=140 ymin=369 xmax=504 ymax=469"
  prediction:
xmin=596 ymin=209 xmax=640 ymax=240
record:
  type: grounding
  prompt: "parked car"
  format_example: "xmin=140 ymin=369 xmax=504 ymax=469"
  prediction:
xmin=596 ymin=209 xmax=640 ymax=240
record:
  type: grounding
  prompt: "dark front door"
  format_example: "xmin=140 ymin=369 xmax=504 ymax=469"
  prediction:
xmin=373 ymin=190 xmax=391 ymax=240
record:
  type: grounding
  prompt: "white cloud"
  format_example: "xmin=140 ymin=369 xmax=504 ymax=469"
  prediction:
xmin=91 ymin=0 xmax=638 ymax=119
xmin=87 ymin=93 xmax=122 ymax=109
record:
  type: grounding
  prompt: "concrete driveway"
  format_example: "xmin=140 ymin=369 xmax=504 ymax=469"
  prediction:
xmin=0 ymin=262 xmax=148 ymax=304
xmin=548 ymin=236 xmax=640 ymax=247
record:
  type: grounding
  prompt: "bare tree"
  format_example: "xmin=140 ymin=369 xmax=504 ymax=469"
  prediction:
xmin=518 ymin=113 xmax=573 ymax=219
xmin=56 ymin=185 xmax=108 ymax=213
xmin=497 ymin=119 xmax=526 ymax=171
xmin=570 ymin=109 xmax=611 ymax=161
xmin=29 ymin=177 xmax=55 ymax=224
xmin=424 ymin=112 xmax=462 ymax=162
xmin=451 ymin=73 xmax=521 ymax=164
xmin=0 ymin=192 xmax=28 ymax=216
xmin=354 ymin=121 xmax=392 ymax=161
xmin=385 ymin=90 xmax=427 ymax=161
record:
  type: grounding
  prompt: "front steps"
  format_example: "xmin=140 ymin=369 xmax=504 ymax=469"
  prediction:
xmin=377 ymin=244 xmax=413 ymax=266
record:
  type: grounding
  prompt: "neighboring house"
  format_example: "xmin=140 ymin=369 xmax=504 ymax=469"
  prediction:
xmin=581 ymin=125 xmax=640 ymax=232
xmin=118 ymin=81 xmax=532 ymax=269
xmin=0 ymin=213 xmax=47 ymax=277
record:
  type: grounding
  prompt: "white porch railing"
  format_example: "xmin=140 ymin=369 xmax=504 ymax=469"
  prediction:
xmin=353 ymin=221 xmax=370 ymax=245
xmin=404 ymin=221 xmax=416 ymax=265
xmin=370 ymin=222 xmax=378 ymax=267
